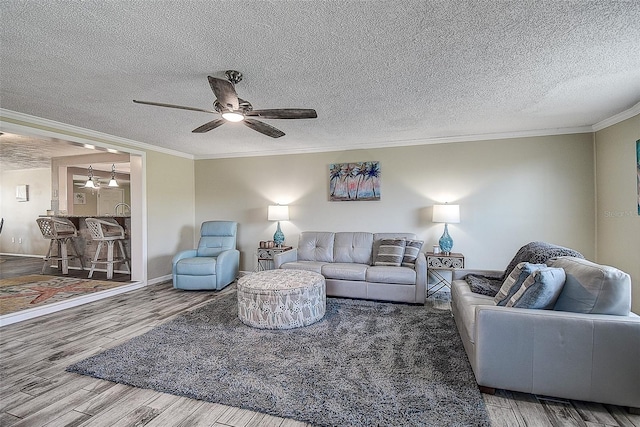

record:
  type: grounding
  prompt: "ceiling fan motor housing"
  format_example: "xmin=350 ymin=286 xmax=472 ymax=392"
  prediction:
xmin=225 ymin=70 xmax=243 ymax=85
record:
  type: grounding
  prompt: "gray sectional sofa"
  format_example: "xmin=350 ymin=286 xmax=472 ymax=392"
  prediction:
xmin=451 ymin=255 xmax=640 ymax=409
xmin=274 ymin=231 xmax=426 ymax=304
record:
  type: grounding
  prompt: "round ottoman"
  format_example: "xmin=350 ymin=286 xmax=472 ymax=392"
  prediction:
xmin=237 ymin=269 xmax=326 ymax=329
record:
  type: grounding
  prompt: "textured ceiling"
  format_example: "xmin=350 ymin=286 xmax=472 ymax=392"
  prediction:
xmin=1 ymin=1 xmax=639 ymax=159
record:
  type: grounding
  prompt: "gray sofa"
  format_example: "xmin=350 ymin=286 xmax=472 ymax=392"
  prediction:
xmin=274 ymin=231 xmax=426 ymax=304
xmin=451 ymin=256 xmax=640 ymax=409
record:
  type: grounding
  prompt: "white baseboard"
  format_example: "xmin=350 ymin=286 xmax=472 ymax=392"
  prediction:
xmin=0 ymin=253 xmax=42 ymax=258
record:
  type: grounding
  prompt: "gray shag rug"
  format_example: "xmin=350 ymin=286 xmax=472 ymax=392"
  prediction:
xmin=67 ymin=292 xmax=490 ymax=426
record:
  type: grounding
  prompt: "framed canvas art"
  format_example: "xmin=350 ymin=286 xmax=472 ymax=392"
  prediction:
xmin=16 ymin=185 xmax=28 ymax=202
xmin=329 ymin=161 xmax=380 ymax=201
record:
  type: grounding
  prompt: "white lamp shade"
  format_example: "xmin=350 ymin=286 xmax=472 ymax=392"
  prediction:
xmin=432 ymin=204 xmax=460 ymax=223
xmin=268 ymin=205 xmax=289 ymax=221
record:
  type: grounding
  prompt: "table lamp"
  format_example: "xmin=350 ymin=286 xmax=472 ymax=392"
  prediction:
xmin=268 ymin=205 xmax=289 ymax=247
xmin=432 ymin=204 xmax=460 ymax=255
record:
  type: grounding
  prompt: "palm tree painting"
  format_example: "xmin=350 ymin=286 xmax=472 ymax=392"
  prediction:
xmin=329 ymin=161 xmax=380 ymax=201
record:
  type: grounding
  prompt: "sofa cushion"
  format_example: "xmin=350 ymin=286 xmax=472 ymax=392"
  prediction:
xmin=297 ymin=232 xmax=335 ymax=262
xmin=176 ymin=257 xmax=217 ymax=276
xmin=322 ymin=263 xmax=368 ymax=281
xmin=549 ymin=257 xmax=632 ymax=315
xmin=373 ymin=238 xmax=406 ymax=266
xmin=402 ymin=239 xmax=424 ymax=267
xmin=366 ymin=265 xmax=416 ymax=285
xmin=333 ymin=232 xmax=374 ymax=264
xmin=494 ymin=262 xmax=547 ymax=306
xmin=505 ymin=267 xmax=566 ymax=309
xmin=280 ymin=260 xmax=328 ymax=274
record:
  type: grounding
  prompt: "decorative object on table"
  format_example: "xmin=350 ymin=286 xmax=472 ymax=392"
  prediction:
xmin=108 ymin=164 xmax=119 ymax=187
xmin=67 ymin=292 xmax=491 ymax=427
xmin=432 ymin=245 xmax=440 ymax=254
xmin=432 ymin=203 xmax=460 ymax=254
xmin=15 ymin=184 xmax=29 ymax=202
xmin=329 ymin=161 xmax=380 ymax=201
xmin=268 ymin=205 xmax=289 ymax=246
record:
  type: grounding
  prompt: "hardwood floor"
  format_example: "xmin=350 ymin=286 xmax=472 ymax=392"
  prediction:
xmin=1 ymin=283 xmax=638 ymax=427
xmin=0 ymin=255 xmax=131 ymax=282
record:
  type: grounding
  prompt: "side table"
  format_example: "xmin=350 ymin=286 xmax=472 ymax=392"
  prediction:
xmin=256 ymin=246 xmax=293 ymax=271
xmin=426 ymin=252 xmax=465 ymax=297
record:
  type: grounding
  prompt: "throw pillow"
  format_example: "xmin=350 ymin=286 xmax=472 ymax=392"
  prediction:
xmin=494 ymin=262 xmax=547 ymax=306
xmin=401 ymin=239 xmax=424 ymax=267
xmin=505 ymin=267 xmax=566 ymax=309
xmin=373 ymin=238 xmax=407 ymax=267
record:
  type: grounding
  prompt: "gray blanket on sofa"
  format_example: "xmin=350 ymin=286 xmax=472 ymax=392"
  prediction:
xmin=466 ymin=241 xmax=585 ymax=296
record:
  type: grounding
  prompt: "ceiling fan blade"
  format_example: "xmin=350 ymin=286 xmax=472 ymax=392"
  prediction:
xmin=243 ymin=119 xmax=285 ymax=138
xmin=246 ymin=109 xmax=318 ymax=119
xmin=133 ymin=100 xmax=215 ymax=114
xmin=208 ymin=76 xmax=239 ymax=110
xmin=192 ymin=119 xmax=226 ymax=133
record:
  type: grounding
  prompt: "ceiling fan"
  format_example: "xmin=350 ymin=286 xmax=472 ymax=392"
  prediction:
xmin=133 ymin=70 xmax=317 ymax=138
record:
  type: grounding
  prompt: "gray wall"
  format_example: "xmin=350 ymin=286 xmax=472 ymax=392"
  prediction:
xmin=195 ymin=133 xmax=596 ymax=276
xmin=595 ymin=114 xmax=640 ymax=311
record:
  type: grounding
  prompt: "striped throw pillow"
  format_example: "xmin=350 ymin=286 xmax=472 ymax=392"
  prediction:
xmin=373 ymin=239 xmax=407 ymax=267
xmin=494 ymin=262 xmax=547 ymax=306
xmin=402 ymin=239 xmax=424 ymax=267
xmin=506 ymin=267 xmax=566 ymax=309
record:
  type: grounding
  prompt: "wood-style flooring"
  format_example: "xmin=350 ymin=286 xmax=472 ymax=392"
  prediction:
xmin=0 ymin=255 xmax=131 ymax=282
xmin=1 ymin=282 xmax=638 ymax=427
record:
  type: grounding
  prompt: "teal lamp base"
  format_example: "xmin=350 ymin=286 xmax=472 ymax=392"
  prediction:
xmin=273 ymin=221 xmax=285 ymax=246
xmin=438 ymin=223 xmax=453 ymax=254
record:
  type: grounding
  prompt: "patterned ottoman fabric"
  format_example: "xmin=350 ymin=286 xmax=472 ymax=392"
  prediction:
xmin=237 ymin=269 xmax=326 ymax=329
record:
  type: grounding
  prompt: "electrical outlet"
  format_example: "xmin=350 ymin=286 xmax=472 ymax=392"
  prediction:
xmin=11 ymin=237 xmax=15 ymax=243
xmin=18 ymin=238 xmax=22 ymax=244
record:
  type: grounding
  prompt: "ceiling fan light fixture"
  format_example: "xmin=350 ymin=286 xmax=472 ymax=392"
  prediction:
xmin=222 ymin=111 xmax=245 ymax=122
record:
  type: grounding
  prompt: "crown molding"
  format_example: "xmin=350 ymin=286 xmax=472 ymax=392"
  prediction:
xmin=0 ymin=109 xmax=194 ymax=160
xmin=592 ymin=101 xmax=640 ymax=132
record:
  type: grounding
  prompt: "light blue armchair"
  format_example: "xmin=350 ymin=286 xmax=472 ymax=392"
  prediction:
xmin=172 ymin=221 xmax=239 ymax=290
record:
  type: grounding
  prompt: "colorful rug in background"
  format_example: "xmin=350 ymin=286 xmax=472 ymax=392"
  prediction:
xmin=0 ymin=275 xmax=129 ymax=315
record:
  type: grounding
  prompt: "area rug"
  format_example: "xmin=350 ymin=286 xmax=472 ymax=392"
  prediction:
xmin=67 ymin=292 xmax=490 ymax=426
xmin=0 ymin=275 xmax=128 ymax=315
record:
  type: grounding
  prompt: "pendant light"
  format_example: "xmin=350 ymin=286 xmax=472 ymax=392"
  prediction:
xmin=84 ymin=166 xmax=97 ymax=188
xmin=108 ymin=164 xmax=119 ymax=187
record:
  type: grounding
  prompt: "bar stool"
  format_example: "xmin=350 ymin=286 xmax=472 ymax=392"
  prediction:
xmin=36 ymin=217 xmax=84 ymax=274
xmin=85 ymin=218 xmax=130 ymax=279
